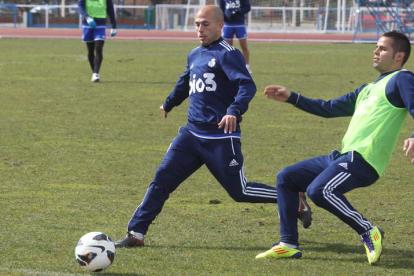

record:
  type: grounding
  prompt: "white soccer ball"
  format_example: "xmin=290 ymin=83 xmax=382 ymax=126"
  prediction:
xmin=75 ymin=232 xmax=116 ymax=272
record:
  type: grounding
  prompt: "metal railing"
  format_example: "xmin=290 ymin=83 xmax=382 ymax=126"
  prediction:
xmin=0 ymin=4 xmax=155 ymax=29
xmin=3 ymin=3 xmax=412 ymax=35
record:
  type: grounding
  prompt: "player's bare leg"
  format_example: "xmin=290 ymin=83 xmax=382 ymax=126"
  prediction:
xmin=239 ymin=38 xmax=250 ymax=73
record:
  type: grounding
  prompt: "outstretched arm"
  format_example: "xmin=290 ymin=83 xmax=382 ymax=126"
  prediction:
xmin=264 ymin=85 xmax=292 ymax=102
xmin=264 ymin=84 xmax=366 ymax=118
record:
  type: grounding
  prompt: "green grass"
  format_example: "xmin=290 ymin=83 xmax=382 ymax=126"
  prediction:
xmin=0 ymin=38 xmax=414 ymax=276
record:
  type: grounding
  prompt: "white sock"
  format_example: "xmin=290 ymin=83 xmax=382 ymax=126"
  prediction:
xmin=130 ymin=231 xmax=144 ymax=240
xmin=280 ymin=242 xmax=298 ymax=249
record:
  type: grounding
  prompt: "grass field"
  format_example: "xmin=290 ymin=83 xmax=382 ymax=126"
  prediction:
xmin=0 ymin=37 xmax=414 ymax=276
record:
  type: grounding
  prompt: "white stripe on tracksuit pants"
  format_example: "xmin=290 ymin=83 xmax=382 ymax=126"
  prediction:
xmin=127 ymin=126 xmax=277 ymax=235
xmin=277 ymin=150 xmax=379 ymax=246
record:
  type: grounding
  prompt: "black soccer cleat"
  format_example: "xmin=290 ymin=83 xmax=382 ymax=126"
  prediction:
xmin=114 ymin=231 xmax=145 ymax=248
xmin=298 ymin=192 xmax=312 ymax=229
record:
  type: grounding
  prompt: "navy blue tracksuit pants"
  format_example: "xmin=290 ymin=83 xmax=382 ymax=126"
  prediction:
xmin=128 ymin=127 xmax=278 ymax=235
xmin=277 ymin=150 xmax=379 ymax=246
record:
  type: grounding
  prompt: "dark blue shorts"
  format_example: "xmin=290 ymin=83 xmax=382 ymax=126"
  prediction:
xmin=82 ymin=24 xmax=106 ymax=43
xmin=222 ymin=24 xmax=248 ymax=40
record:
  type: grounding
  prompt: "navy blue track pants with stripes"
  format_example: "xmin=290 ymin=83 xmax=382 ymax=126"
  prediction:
xmin=128 ymin=127 xmax=278 ymax=235
xmin=277 ymin=150 xmax=379 ymax=246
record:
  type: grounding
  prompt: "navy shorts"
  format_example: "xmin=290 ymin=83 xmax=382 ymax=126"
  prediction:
xmin=82 ymin=24 xmax=106 ymax=43
xmin=222 ymin=24 xmax=248 ymax=40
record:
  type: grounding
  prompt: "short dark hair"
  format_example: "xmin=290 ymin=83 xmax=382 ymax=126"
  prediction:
xmin=382 ymin=30 xmax=411 ymax=66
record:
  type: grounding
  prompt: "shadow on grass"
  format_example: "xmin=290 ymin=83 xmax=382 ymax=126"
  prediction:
xmin=301 ymin=240 xmax=414 ymax=269
xmin=100 ymin=81 xmax=176 ymax=84
xmin=117 ymin=241 xmax=414 ymax=270
xmin=95 ymin=273 xmax=147 ymax=276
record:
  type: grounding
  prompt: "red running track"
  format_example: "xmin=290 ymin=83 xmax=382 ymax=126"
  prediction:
xmin=0 ymin=27 xmax=371 ymax=43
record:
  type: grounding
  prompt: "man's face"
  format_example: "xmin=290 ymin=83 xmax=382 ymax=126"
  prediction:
xmin=373 ymin=36 xmax=402 ymax=74
xmin=195 ymin=9 xmax=223 ymax=46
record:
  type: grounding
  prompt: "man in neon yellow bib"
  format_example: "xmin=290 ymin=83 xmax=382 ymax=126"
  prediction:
xmin=78 ymin=0 xmax=117 ymax=82
xmin=256 ymin=30 xmax=414 ymax=265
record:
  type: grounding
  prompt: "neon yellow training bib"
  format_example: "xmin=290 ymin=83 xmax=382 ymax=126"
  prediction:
xmin=86 ymin=0 xmax=107 ymax=19
xmin=341 ymin=71 xmax=407 ymax=176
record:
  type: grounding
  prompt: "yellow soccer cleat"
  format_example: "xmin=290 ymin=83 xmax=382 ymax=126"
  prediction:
xmin=360 ymin=226 xmax=384 ymax=265
xmin=255 ymin=243 xmax=302 ymax=259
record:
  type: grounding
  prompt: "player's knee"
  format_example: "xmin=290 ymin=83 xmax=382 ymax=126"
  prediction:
xmin=227 ymin=190 xmax=248 ymax=202
xmin=95 ymin=42 xmax=104 ymax=54
xmin=148 ymin=181 xmax=168 ymax=195
xmin=306 ymin=186 xmax=325 ymax=206
xmin=231 ymin=194 xmax=248 ymax=202
xmin=153 ymin=167 xmax=169 ymax=186
xmin=95 ymin=49 xmax=103 ymax=58
xmin=276 ymin=166 xmax=295 ymax=187
xmin=152 ymin=166 xmax=180 ymax=193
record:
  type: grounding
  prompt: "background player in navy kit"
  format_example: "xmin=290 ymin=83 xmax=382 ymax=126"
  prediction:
xmin=115 ymin=5 xmax=311 ymax=248
xmin=78 ymin=0 xmax=117 ymax=82
xmin=219 ymin=0 xmax=251 ymax=73
xmin=256 ymin=30 xmax=414 ymax=265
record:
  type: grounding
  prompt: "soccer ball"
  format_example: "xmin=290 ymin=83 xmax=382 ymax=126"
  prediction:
xmin=75 ymin=232 xmax=116 ymax=272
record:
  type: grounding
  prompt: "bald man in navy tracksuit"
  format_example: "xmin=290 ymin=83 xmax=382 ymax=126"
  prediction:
xmin=114 ymin=6 xmax=311 ymax=248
